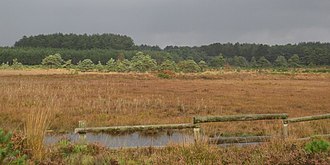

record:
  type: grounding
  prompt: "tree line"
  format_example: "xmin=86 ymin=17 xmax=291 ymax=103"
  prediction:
xmin=14 ymin=33 xmax=134 ymax=50
xmin=1 ymin=33 xmax=330 ymax=67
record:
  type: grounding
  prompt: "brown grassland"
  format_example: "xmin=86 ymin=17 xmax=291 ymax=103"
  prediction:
xmin=1 ymin=69 xmax=330 ymax=164
xmin=0 ymin=69 xmax=329 ymax=138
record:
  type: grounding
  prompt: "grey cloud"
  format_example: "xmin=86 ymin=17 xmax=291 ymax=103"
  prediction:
xmin=0 ymin=0 xmax=330 ymax=48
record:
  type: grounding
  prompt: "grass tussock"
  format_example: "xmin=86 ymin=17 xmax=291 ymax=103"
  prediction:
xmin=24 ymin=106 xmax=56 ymax=161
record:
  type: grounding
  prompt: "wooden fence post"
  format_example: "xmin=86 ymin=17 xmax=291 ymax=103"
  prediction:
xmin=78 ymin=120 xmax=87 ymax=143
xmin=194 ymin=127 xmax=201 ymax=142
xmin=282 ymin=120 xmax=288 ymax=139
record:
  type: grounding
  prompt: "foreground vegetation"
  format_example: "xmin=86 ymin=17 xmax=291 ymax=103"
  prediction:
xmin=1 ymin=128 xmax=329 ymax=164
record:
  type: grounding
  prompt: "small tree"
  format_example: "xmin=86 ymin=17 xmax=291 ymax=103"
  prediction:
xmin=130 ymin=52 xmax=157 ymax=72
xmin=233 ymin=56 xmax=249 ymax=67
xmin=250 ymin=56 xmax=258 ymax=68
xmin=41 ymin=53 xmax=63 ymax=68
xmin=274 ymin=56 xmax=288 ymax=68
xmin=77 ymin=59 xmax=94 ymax=72
xmin=95 ymin=61 xmax=104 ymax=72
xmin=63 ymin=60 xmax=72 ymax=69
xmin=288 ymin=54 xmax=300 ymax=68
xmin=12 ymin=58 xmax=23 ymax=70
xmin=160 ymin=59 xmax=177 ymax=71
xmin=209 ymin=54 xmax=225 ymax=68
xmin=106 ymin=58 xmax=116 ymax=72
xmin=178 ymin=60 xmax=201 ymax=73
xmin=258 ymin=56 xmax=272 ymax=68
xmin=0 ymin=62 xmax=10 ymax=69
xmin=115 ymin=59 xmax=131 ymax=72
xmin=198 ymin=60 xmax=208 ymax=72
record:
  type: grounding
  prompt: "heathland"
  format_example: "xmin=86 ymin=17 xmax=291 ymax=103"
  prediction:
xmin=0 ymin=69 xmax=329 ymax=164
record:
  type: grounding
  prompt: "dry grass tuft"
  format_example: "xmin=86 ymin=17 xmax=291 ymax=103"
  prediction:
xmin=24 ymin=105 xmax=56 ymax=161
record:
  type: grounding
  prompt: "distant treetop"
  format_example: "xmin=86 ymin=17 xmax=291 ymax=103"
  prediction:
xmin=14 ymin=33 xmax=134 ymax=50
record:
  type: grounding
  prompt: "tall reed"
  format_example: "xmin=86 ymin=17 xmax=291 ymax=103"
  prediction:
xmin=24 ymin=107 xmax=54 ymax=161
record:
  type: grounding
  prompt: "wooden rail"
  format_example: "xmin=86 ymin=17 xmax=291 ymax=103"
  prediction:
xmin=284 ymin=113 xmax=330 ymax=124
xmin=193 ymin=113 xmax=288 ymax=124
xmin=74 ymin=123 xmax=199 ymax=134
xmin=75 ymin=113 xmax=329 ymax=146
xmin=208 ymin=136 xmax=272 ymax=144
xmin=282 ymin=113 xmax=330 ymax=138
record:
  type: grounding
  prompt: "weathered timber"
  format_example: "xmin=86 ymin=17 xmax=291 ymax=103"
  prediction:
xmin=297 ymin=134 xmax=330 ymax=141
xmin=284 ymin=113 xmax=330 ymax=124
xmin=193 ymin=113 xmax=288 ymax=124
xmin=208 ymin=136 xmax=272 ymax=144
xmin=74 ymin=123 xmax=199 ymax=134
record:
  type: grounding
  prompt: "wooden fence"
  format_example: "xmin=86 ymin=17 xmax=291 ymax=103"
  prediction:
xmin=75 ymin=113 xmax=330 ymax=145
xmin=282 ymin=113 xmax=330 ymax=138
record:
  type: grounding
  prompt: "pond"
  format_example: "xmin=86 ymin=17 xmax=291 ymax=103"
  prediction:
xmin=45 ymin=131 xmax=195 ymax=148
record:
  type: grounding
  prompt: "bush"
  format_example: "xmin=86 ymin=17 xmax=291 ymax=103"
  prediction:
xmin=106 ymin=58 xmax=116 ymax=72
xmin=77 ymin=59 xmax=94 ymax=72
xmin=257 ymin=56 xmax=272 ymax=67
xmin=304 ymin=139 xmax=330 ymax=154
xmin=157 ymin=70 xmax=175 ymax=79
xmin=130 ymin=52 xmax=157 ymax=72
xmin=288 ymin=54 xmax=301 ymax=68
xmin=0 ymin=62 xmax=10 ymax=69
xmin=115 ymin=59 xmax=131 ymax=72
xmin=160 ymin=59 xmax=177 ymax=71
xmin=0 ymin=129 xmax=26 ymax=164
xmin=209 ymin=55 xmax=225 ymax=68
xmin=198 ymin=60 xmax=208 ymax=71
xmin=178 ymin=60 xmax=201 ymax=73
xmin=11 ymin=58 xmax=23 ymax=70
xmin=274 ymin=56 xmax=288 ymax=68
xmin=41 ymin=53 xmax=64 ymax=68
xmin=63 ymin=60 xmax=72 ymax=69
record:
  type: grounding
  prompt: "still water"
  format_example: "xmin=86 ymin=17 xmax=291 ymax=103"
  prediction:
xmin=45 ymin=132 xmax=195 ymax=148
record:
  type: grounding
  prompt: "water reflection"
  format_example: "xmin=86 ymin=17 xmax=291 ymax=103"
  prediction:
xmin=45 ymin=132 xmax=195 ymax=148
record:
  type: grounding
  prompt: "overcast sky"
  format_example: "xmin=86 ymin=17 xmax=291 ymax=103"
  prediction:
xmin=1 ymin=0 xmax=330 ymax=48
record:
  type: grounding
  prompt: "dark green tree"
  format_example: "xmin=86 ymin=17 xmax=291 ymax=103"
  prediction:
xmin=258 ymin=56 xmax=272 ymax=67
xmin=288 ymin=54 xmax=300 ymax=67
xmin=209 ymin=54 xmax=225 ymax=68
xmin=274 ymin=56 xmax=288 ymax=68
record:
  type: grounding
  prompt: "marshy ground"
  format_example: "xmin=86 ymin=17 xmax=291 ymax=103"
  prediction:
xmin=0 ymin=69 xmax=329 ymax=137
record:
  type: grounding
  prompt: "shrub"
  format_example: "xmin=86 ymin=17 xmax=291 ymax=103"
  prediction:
xmin=178 ymin=60 xmax=201 ymax=73
xmin=160 ymin=59 xmax=177 ymax=71
xmin=232 ymin=56 xmax=249 ymax=67
xmin=11 ymin=58 xmax=23 ymax=70
xmin=274 ymin=56 xmax=288 ymax=68
xmin=0 ymin=129 xmax=26 ymax=164
xmin=288 ymin=54 xmax=301 ymax=68
xmin=0 ymin=62 xmax=10 ymax=69
xmin=198 ymin=60 xmax=208 ymax=72
xmin=41 ymin=53 xmax=64 ymax=68
xmin=157 ymin=70 xmax=175 ymax=79
xmin=304 ymin=139 xmax=330 ymax=154
xmin=95 ymin=61 xmax=104 ymax=72
xmin=209 ymin=55 xmax=225 ymax=68
xmin=106 ymin=58 xmax=116 ymax=72
xmin=130 ymin=52 xmax=157 ymax=72
xmin=115 ymin=59 xmax=131 ymax=72
xmin=77 ymin=59 xmax=94 ymax=72
xmin=63 ymin=60 xmax=72 ymax=69
xmin=258 ymin=56 xmax=272 ymax=67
